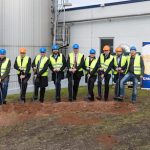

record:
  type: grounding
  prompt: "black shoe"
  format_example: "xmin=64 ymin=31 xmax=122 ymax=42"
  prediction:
xmin=73 ymin=97 xmax=76 ymax=101
xmin=116 ymin=96 xmax=123 ymax=102
xmin=132 ymin=100 xmax=136 ymax=104
xmin=68 ymin=98 xmax=73 ymax=102
xmin=54 ymin=100 xmax=60 ymax=103
xmin=32 ymin=97 xmax=38 ymax=101
xmin=3 ymin=101 xmax=7 ymax=104
xmin=19 ymin=100 xmax=25 ymax=104
xmin=56 ymin=96 xmax=61 ymax=101
xmin=21 ymin=98 xmax=26 ymax=103
xmin=104 ymin=98 xmax=108 ymax=101
xmin=39 ymin=99 xmax=44 ymax=103
xmin=113 ymin=97 xmax=119 ymax=101
xmin=56 ymin=99 xmax=61 ymax=103
xmin=96 ymin=96 xmax=102 ymax=100
xmin=87 ymin=96 xmax=94 ymax=102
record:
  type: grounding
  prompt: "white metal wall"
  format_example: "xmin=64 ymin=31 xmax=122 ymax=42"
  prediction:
xmin=67 ymin=16 xmax=150 ymax=58
xmin=0 ymin=0 xmax=52 ymax=92
xmin=59 ymin=1 xmax=150 ymax=57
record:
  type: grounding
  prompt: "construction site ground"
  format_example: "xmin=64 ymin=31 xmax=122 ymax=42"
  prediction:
xmin=0 ymin=86 xmax=149 ymax=150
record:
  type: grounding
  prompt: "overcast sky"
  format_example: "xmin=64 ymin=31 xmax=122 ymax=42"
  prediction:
xmin=63 ymin=0 xmax=129 ymax=8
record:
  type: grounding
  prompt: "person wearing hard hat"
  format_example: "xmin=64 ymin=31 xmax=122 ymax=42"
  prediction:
xmin=14 ymin=48 xmax=31 ymax=103
xmin=0 ymin=49 xmax=11 ymax=105
xmin=96 ymin=45 xmax=114 ymax=101
xmin=84 ymin=49 xmax=98 ymax=101
xmin=32 ymin=47 xmax=49 ymax=103
xmin=67 ymin=44 xmax=84 ymax=102
xmin=113 ymin=47 xmax=127 ymax=100
xmin=117 ymin=46 xmax=145 ymax=104
xmin=49 ymin=44 xmax=66 ymax=102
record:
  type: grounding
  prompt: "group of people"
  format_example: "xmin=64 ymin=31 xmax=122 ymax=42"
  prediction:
xmin=0 ymin=43 xmax=144 ymax=105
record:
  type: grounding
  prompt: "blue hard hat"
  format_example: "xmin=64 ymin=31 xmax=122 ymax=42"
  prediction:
xmin=40 ymin=47 xmax=46 ymax=53
xmin=130 ymin=46 xmax=137 ymax=51
xmin=73 ymin=44 xmax=79 ymax=49
xmin=90 ymin=49 xmax=96 ymax=54
xmin=0 ymin=49 xmax=6 ymax=55
xmin=52 ymin=44 xmax=59 ymax=50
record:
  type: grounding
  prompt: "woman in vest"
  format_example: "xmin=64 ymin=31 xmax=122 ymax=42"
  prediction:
xmin=14 ymin=48 xmax=31 ymax=103
xmin=118 ymin=46 xmax=145 ymax=104
xmin=96 ymin=45 xmax=114 ymax=101
xmin=67 ymin=44 xmax=84 ymax=102
xmin=84 ymin=49 xmax=97 ymax=101
xmin=113 ymin=47 xmax=127 ymax=100
xmin=0 ymin=49 xmax=11 ymax=105
xmin=49 ymin=44 xmax=66 ymax=102
xmin=32 ymin=47 xmax=49 ymax=103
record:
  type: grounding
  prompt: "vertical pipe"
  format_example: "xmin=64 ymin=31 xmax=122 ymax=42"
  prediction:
xmin=62 ymin=0 xmax=66 ymax=46
xmin=53 ymin=0 xmax=58 ymax=45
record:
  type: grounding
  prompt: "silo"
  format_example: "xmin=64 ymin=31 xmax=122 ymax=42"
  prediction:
xmin=0 ymin=0 xmax=53 ymax=93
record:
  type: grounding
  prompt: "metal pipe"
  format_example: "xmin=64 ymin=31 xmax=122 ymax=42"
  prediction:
xmin=53 ymin=0 xmax=58 ymax=44
xmin=62 ymin=0 xmax=66 ymax=46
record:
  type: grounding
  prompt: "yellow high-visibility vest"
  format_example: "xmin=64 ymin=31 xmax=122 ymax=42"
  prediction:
xmin=69 ymin=52 xmax=83 ymax=71
xmin=85 ymin=57 xmax=97 ymax=75
xmin=17 ymin=55 xmax=31 ymax=74
xmin=35 ymin=55 xmax=48 ymax=76
xmin=1 ymin=58 xmax=10 ymax=76
xmin=114 ymin=55 xmax=127 ymax=74
xmin=126 ymin=55 xmax=141 ymax=75
xmin=49 ymin=54 xmax=63 ymax=69
xmin=100 ymin=54 xmax=113 ymax=74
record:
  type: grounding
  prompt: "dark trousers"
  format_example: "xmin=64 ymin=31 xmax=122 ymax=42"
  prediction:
xmin=68 ymin=75 xmax=81 ymax=100
xmin=54 ymin=74 xmax=62 ymax=101
xmin=97 ymin=74 xmax=111 ymax=100
xmin=33 ymin=76 xmax=48 ymax=102
xmin=18 ymin=75 xmax=30 ymax=101
xmin=87 ymin=76 xmax=97 ymax=100
xmin=34 ymin=86 xmax=45 ymax=102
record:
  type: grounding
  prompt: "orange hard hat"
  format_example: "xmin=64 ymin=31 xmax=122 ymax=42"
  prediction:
xmin=19 ymin=48 xmax=26 ymax=54
xmin=103 ymin=45 xmax=110 ymax=51
xmin=115 ymin=47 xmax=123 ymax=52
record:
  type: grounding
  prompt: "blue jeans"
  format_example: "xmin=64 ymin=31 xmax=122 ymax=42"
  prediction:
xmin=0 ymin=81 xmax=9 ymax=104
xmin=120 ymin=72 xmax=138 ymax=101
xmin=114 ymin=73 xmax=125 ymax=97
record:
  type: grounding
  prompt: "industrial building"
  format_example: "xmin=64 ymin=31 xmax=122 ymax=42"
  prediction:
xmin=0 ymin=0 xmax=53 ymax=93
xmin=59 ymin=0 xmax=150 ymax=58
xmin=0 ymin=0 xmax=150 ymax=93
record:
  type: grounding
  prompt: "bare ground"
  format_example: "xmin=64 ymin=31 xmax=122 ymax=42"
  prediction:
xmin=0 ymin=89 xmax=149 ymax=150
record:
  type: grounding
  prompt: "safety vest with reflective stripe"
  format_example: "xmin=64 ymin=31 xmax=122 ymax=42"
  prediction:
xmin=85 ymin=57 xmax=97 ymax=75
xmin=1 ymin=58 xmax=10 ymax=76
xmin=69 ymin=52 xmax=83 ymax=71
xmin=49 ymin=54 xmax=63 ymax=69
xmin=100 ymin=54 xmax=114 ymax=74
xmin=17 ymin=55 xmax=31 ymax=74
xmin=126 ymin=55 xmax=141 ymax=75
xmin=35 ymin=55 xmax=48 ymax=76
xmin=114 ymin=55 xmax=127 ymax=74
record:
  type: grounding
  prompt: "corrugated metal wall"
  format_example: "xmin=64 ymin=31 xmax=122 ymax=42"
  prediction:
xmin=0 ymin=0 xmax=52 ymax=92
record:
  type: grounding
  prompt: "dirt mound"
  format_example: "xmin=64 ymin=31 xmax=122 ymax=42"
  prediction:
xmin=0 ymin=101 xmax=137 ymax=127
xmin=57 ymin=113 xmax=101 ymax=125
xmin=96 ymin=134 xmax=118 ymax=149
